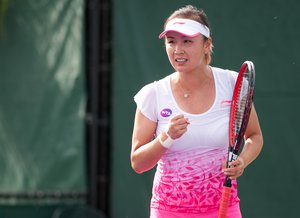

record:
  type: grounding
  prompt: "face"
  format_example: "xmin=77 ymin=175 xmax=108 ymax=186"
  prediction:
xmin=164 ymin=31 xmax=210 ymax=73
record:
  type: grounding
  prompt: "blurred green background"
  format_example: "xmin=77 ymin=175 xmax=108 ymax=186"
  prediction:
xmin=0 ymin=0 xmax=299 ymax=217
xmin=0 ymin=0 xmax=86 ymax=217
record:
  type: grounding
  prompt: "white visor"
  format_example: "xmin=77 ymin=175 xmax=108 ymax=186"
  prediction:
xmin=159 ymin=18 xmax=210 ymax=39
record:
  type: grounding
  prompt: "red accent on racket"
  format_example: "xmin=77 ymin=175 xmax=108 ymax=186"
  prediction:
xmin=218 ymin=61 xmax=255 ymax=218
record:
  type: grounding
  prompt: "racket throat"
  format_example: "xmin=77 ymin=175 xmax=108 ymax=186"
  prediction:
xmin=228 ymin=150 xmax=238 ymax=163
xmin=223 ymin=147 xmax=238 ymax=188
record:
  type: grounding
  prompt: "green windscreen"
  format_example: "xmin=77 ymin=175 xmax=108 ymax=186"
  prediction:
xmin=0 ymin=0 xmax=86 ymax=201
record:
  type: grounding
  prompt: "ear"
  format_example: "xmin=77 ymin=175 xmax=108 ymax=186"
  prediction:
xmin=204 ymin=37 xmax=212 ymax=54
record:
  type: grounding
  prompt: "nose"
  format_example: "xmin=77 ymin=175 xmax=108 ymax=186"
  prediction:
xmin=174 ymin=46 xmax=184 ymax=54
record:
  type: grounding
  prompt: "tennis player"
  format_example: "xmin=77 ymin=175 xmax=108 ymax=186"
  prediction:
xmin=131 ymin=5 xmax=263 ymax=218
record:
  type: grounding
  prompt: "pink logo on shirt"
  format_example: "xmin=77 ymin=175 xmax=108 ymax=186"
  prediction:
xmin=160 ymin=108 xmax=172 ymax=117
xmin=221 ymin=100 xmax=232 ymax=107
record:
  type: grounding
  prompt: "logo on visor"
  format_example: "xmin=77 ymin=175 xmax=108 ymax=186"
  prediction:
xmin=160 ymin=108 xmax=172 ymax=117
xmin=173 ymin=21 xmax=185 ymax=25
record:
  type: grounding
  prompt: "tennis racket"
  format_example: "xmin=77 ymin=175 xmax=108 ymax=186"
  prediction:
xmin=218 ymin=61 xmax=255 ymax=218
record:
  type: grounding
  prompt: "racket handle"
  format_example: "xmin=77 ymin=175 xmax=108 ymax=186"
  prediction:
xmin=218 ymin=186 xmax=232 ymax=218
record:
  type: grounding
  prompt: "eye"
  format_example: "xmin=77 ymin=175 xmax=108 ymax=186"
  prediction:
xmin=184 ymin=39 xmax=192 ymax=43
xmin=167 ymin=39 xmax=174 ymax=44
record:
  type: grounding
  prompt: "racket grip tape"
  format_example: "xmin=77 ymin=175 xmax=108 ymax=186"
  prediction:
xmin=218 ymin=186 xmax=232 ymax=218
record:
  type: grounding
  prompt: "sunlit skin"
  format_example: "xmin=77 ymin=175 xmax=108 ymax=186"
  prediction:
xmin=165 ymin=32 xmax=210 ymax=75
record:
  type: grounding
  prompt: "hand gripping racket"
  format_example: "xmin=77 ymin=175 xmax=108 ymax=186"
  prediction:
xmin=218 ymin=61 xmax=255 ymax=218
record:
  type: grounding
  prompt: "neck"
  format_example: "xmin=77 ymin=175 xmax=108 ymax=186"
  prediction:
xmin=177 ymin=65 xmax=211 ymax=88
xmin=172 ymin=66 xmax=212 ymax=99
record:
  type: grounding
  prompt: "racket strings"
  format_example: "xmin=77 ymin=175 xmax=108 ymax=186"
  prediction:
xmin=231 ymin=71 xmax=251 ymax=143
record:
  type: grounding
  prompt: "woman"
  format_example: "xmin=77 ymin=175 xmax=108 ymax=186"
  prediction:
xmin=131 ymin=5 xmax=263 ymax=218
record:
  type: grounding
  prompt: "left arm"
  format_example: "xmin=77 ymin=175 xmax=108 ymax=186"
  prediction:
xmin=223 ymin=104 xmax=263 ymax=179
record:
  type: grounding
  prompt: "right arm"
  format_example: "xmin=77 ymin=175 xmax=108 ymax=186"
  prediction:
xmin=131 ymin=108 xmax=167 ymax=174
xmin=131 ymin=109 xmax=189 ymax=174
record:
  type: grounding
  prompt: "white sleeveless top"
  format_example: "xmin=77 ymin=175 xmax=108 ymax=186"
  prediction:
xmin=134 ymin=66 xmax=240 ymax=213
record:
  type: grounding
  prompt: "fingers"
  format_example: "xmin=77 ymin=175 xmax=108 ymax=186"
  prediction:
xmin=167 ymin=114 xmax=190 ymax=139
xmin=222 ymin=157 xmax=245 ymax=180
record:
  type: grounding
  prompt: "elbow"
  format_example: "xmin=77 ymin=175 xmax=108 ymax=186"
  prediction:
xmin=131 ymin=164 xmax=145 ymax=174
xmin=258 ymin=131 xmax=264 ymax=149
xmin=253 ymin=132 xmax=264 ymax=154
xmin=247 ymin=129 xmax=264 ymax=149
xmin=130 ymin=155 xmax=146 ymax=174
xmin=131 ymin=161 xmax=154 ymax=174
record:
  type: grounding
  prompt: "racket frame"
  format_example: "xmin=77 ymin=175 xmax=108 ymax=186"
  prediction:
xmin=218 ymin=61 xmax=255 ymax=217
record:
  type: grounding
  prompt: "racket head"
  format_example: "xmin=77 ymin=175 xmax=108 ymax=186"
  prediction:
xmin=229 ymin=61 xmax=255 ymax=154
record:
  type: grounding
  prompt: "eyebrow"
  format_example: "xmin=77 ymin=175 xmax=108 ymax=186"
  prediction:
xmin=166 ymin=35 xmax=189 ymax=39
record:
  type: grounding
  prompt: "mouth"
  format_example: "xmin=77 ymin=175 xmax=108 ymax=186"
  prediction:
xmin=175 ymin=58 xmax=188 ymax=63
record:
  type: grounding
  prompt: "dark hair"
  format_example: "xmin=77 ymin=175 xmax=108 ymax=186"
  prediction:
xmin=163 ymin=5 xmax=213 ymax=64
xmin=164 ymin=5 xmax=211 ymax=36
